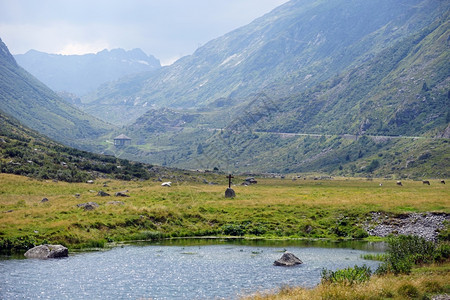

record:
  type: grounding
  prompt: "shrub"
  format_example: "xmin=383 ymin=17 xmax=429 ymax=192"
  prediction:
xmin=221 ymin=224 xmax=245 ymax=236
xmin=321 ymin=264 xmax=372 ymax=285
xmin=376 ymin=235 xmax=439 ymax=275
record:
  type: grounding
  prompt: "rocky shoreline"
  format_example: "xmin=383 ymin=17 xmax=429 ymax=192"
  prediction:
xmin=364 ymin=212 xmax=449 ymax=241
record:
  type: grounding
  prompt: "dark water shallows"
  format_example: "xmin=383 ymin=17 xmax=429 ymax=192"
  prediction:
xmin=0 ymin=241 xmax=382 ymax=299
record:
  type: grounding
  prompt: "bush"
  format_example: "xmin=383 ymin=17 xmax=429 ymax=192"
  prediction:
xmin=376 ymin=235 xmax=442 ymax=275
xmin=221 ymin=224 xmax=245 ymax=236
xmin=321 ymin=264 xmax=372 ymax=285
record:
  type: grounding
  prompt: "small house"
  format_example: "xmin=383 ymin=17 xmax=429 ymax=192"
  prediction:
xmin=114 ymin=134 xmax=131 ymax=146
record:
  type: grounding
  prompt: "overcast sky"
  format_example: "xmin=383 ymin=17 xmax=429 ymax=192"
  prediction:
xmin=0 ymin=0 xmax=289 ymax=65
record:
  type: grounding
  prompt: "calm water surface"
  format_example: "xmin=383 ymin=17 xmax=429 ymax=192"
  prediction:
xmin=0 ymin=240 xmax=383 ymax=299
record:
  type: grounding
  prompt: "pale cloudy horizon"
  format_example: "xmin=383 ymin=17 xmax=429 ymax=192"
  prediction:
xmin=0 ymin=0 xmax=289 ymax=65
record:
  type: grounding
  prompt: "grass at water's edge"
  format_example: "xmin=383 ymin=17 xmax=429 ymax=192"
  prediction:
xmin=0 ymin=173 xmax=448 ymax=253
xmin=243 ymin=263 xmax=450 ymax=300
xmin=244 ymin=235 xmax=450 ymax=299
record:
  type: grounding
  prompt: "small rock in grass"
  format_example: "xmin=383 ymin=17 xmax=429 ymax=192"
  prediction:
xmin=77 ymin=202 xmax=99 ymax=210
xmin=114 ymin=192 xmax=129 ymax=197
xmin=97 ymin=191 xmax=110 ymax=197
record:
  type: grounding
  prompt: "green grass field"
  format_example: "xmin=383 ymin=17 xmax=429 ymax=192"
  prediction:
xmin=0 ymin=173 xmax=448 ymax=251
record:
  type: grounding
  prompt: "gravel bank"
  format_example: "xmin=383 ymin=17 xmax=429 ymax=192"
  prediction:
xmin=365 ymin=212 xmax=449 ymax=241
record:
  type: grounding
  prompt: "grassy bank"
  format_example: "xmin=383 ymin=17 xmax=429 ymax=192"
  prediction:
xmin=0 ymin=173 xmax=448 ymax=252
xmin=244 ymin=263 xmax=450 ymax=300
xmin=244 ymin=235 xmax=450 ymax=299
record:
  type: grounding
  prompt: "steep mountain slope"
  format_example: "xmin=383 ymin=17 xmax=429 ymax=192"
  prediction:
xmin=109 ymin=14 xmax=449 ymax=178
xmin=248 ymin=16 xmax=450 ymax=137
xmin=85 ymin=0 xmax=449 ymax=125
xmin=15 ymin=48 xmax=160 ymax=96
xmin=0 ymin=37 xmax=111 ymax=148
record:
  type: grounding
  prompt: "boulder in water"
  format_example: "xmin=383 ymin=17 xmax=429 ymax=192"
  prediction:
xmin=24 ymin=244 xmax=68 ymax=259
xmin=274 ymin=252 xmax=303 ymax=266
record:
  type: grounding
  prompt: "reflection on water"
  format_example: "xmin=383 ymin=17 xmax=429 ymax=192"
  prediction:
xmin=0 ymin=240 xmax=383 ymax=299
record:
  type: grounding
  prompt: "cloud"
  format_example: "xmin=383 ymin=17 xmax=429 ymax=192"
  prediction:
xmin=57 ymin=41 xmax=111 ymax=55
xmin=0 ymin=0 xmax=290 ymax=61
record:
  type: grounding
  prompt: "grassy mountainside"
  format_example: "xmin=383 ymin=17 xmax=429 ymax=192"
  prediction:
xmin=0 ymin=37 xmax=112 ymax=148
xmin=105 ymin=16 xmax=449 ymax=178
xmin=258 ymin=16 xmax=450 ymax=137
xmin=83 ymin=0 xmax=448 ymax=125
xmin=0 ymin=110 xmax=163 ymax=182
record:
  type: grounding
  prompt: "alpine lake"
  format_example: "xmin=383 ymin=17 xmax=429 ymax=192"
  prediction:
xmin=0 ymin=239 xmax=384 ymax=299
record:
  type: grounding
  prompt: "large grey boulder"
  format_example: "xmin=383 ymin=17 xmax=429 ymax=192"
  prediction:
xmin=24 ymin=244 xmax=68 ymax=259
xmin=274 ymin=252 xmax=303 ymax=266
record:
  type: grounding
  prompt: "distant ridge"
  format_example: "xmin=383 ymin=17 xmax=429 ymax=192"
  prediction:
xmin=14 ymin=48 xmax=161 ymax=96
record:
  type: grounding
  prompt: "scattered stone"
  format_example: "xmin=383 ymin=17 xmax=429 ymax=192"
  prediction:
xmin=97 ymin=191 xmax=110 ymax=197
xmin=89 ymin=190 xmax=96 ymax=193
xmin=86 ymin=180 xmax=94 ymax=184
xmin=24 ymin=244 xmax=68 ymax=259
xmin=203 ymin=179 xmax=209 ymax=184
xmin=77 ymin=202 xmax=99 ymax=211
xmin=274 ymin=252 xmax=303 ymax=266
xmin=225 ymin=188 xmax=235 ymax=198
xmin=40 ymin=198 xmax=49 ymax=203
xmin=3 ymin=210 xmax=13 ymax=213
xmin=115 ymin=192 xmax=129 ymax=197
xmin=103 ymin=184 xmax=108 ymax=187
xmin=74 ymin=193 xmax=81 ymax=198
xmin=161 ymin=182 xmax=172 ymax=187
xmin=52 ymin=179 xmax=58 ymax=183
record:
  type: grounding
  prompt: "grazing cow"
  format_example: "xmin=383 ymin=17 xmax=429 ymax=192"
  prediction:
xmin=441 ymin=180 xmax=446 ymax=184
xmin=422 ymin=180 xmax=430 ymax=185
xmin=396 ymin=181 xmax=403 ymax=186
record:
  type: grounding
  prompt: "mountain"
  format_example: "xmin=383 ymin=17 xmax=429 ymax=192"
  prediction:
xmin=0 ymin=110 xmax=159 ymax=182
xmin=14 ymin=48 xmax=160 ymax=96
xmin=84 ymin=0 xmax=449 ymax=125
xmin=100 ymin=2 xmax=449 ymax=178
xmin=0 ymin=37 xmax=111 ymax=149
